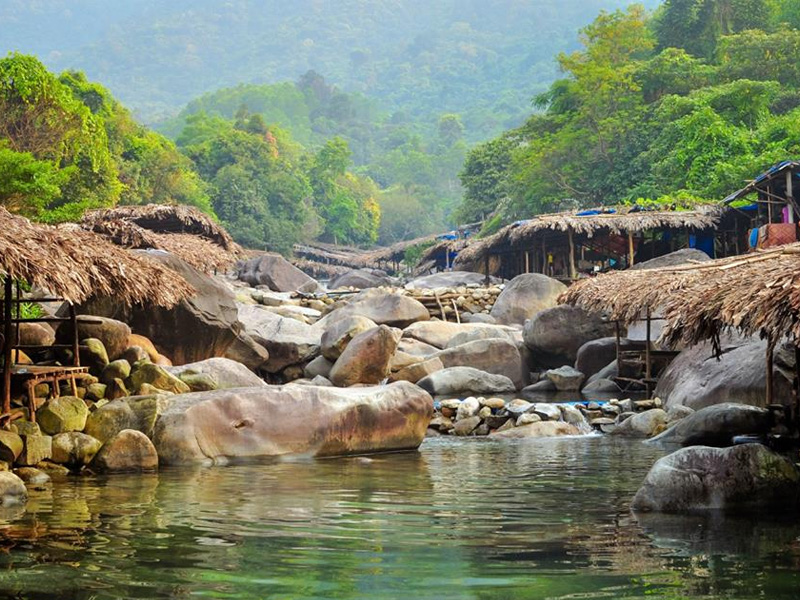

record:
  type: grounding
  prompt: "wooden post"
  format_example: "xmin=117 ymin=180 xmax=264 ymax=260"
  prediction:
xmin=484 ymin=253 xmax=490 ymax=284
xmin=787 ymin=170 xmax=795 ymax=223
xmin=2 ymin=278 xmax=13 ymax=417
xmin=568 ymin=228 xmax=577 ymax=280
xmin=525 ymin=251 xmax=530 ymax=274
xmin=768 ymin=185 xmax=773 ymax=223
xmin=766 ymin=341 xmax=775 ymax=408
xmin=541 ymin=236 xmax=547 ymax=274
xmin=795 ymin=347 xmax=800 ymax=430
xmin=645 ymin=307 xmax=652 ymax=389
xmin=615 ymin=320 xmax=621 ymax=369
xmin=628 ymin=232 xmax=635 ymax=267
xmin=69 ymin=303 xmax=80 ymax=367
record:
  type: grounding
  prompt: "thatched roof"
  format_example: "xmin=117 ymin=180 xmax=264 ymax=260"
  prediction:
xmin=1 ymin=208 xmax=192 ymax=306
xmin=82 ymin=204 xmax=241 ymax=272
xmin=293 ymin=242 xmax=370 ymax=269
xmin=562 ymin=243 xmax=800 ymax=350
xmin=456 ymin=205 xmax=726 ymax=265
xmin=291 ymin=258 xmax=351 ymax=279
xmin=361 ymin=234 xmax=442 ymax=265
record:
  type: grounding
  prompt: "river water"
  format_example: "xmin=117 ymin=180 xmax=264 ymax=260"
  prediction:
xmin=0 ymin=435 xmax=798 ymax=599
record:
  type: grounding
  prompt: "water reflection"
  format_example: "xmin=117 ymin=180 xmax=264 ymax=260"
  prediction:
xmin=0 ymin=438 xmax=796 ymax=599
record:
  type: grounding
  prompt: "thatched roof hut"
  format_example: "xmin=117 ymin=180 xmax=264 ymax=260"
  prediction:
xmin=81 ymin=204 xmax=241 ymax=272
xmin=292 ymin=242 xmax=370 ymax=270
xmin=2 ymin=208 xmax=193 ymax=307
xmin=360 ymin=233 xmax=442 ymax=268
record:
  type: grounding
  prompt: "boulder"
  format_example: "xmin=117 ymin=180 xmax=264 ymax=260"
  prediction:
xmin=582 ymin=378 xmax=621 ymax=395
xmin=397 ymin=338 xmax=440 ymax=358
xmin=223 ymin=331 xmax=271 ymax=371
xmin=489 ymin=274 xmax=566 ymax=326
xmin=445 ymin=326 xmax=515 ymax=349
xmin=177 ymin=371 xmax=217 ymax=392
xmin=520 ymin=380 xmax=556 ymax=401
xmin=238 ymin=304 xmax=320 ymax=373
xmin=167 ymin=357 xmax=267 ymax=389
xmin=632 ymin=444 xmax=800 ymax=512
xmin=655 ymin=337 xmax=792 ymax=411
xmin=329 ymin=268 xmax=393 ymax=290
xmin=131 ymin=362 xmax=190 ymax=395
xmin=324 ymin=291 xmax=429 ymax=329
xmin=13 ymin=467 xmax=50 ymax=489
xmin=586 ymin=360 xmax=619 ymax=386
xmin=649 ymin=403 xmax=772 ymax=447
xmin=18 ymin=323 xmax=55 ymax=348
xmin=121 ymin=346 xmax=150 ymax=365
xmin=0 ymin=431 xmax=23 ymax=464
xmin=492 ymin=421 xmax=581 ymax=438
xmin=90 ymin=429 xmax=158 ymax=473
xmin=416 ymin=367 xmax=516 ymax=396
xmin=523 ymin=305 xmax=616 ymax=368
xmin=128 ymin=333 xmax=160 ymax=361
xmin=37 ymin=396 xmax=89 ymax=435
xmin=77 ymin=252 xmax=241 ymax=365
xmin=461 ymin=313 xmax=497 ymax=324
xmin=391 ymin=357 xmax=444 ymax=384
xmin=304 ymin=356 xmax=334 ymax=379
xmin=0 ymin=472 xmax=27 ymax=506
xmin=80 ymin=338 xmax=109 ymax=370
xmin=17 ymin=433 xmax=52 ymax=466
xmin=329 ymin=325 xmax=400 ymax=387
xmin=453 ymin=416 xmax=481 ymax=436
xmin=405 ymin=271 xmax=500 ymax=289
xmin=238 ymin=253 xmax=321 ymax=293
xmin=85 ymin=400 xmax=138 ymax=443
xmin=532 ymin=403 xmax=562 ymax=421
xmin=575 ymin=337 xmax=641 ymax=381
xmin=51 ymin=432 xmax=102 ymax=467
xmin=544 ymin=366 xmax=585 ymax=391
xmin=100 ymin=359 xmax=131 ymax=385
xmin=403 ymin=321 xmax=511 ymax=350
xmin=153 ymin=381 xmax=433 ymax=464
xmin=612 ymin=409 xmax=669 ymax=438
xmin=321 ymin=315 xmax=378 ymax=361
xmin=58 ymin=316 xmax=131 ymax=361
xmin=436 ymin=338 xmax=526 ymax=389
xmin=630 ymin=248 xmax=712 ymax=270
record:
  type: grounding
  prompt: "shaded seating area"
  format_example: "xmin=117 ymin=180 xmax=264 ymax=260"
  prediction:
xmin=453 ymin=204 xmax=749 ymax=281
xmin=0 ymin=207 xmax=194 ymax=425
xmin=561 ymin=244 xmax=800 ymax=423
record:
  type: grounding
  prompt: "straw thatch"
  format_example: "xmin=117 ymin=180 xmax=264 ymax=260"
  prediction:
xmin=360 ymin=234 xmax=442 ymax=265
xmin=562 ymin=243 xmax=800 ymax=351
xmin=291 ymin=258 xmax=351 ymax=279
xmin=82 ymin=205 xmax=241 ymax=272
xmin=293 ymin=242 xmax=370 ymax=269
xmin=0 ymin=208 xmax=192 ymax=306
xmin=456 ymin=205 xmax=726 ymax=265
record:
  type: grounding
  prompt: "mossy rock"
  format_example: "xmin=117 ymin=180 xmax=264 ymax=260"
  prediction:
xmin=130 ymin=363 xmax=189 ymax=395
xmin=85 ymin=383 xmax=108 ymax=401
xmin=37 ymin=396 xmax=89 ymax=435
xmin=101 ymin=359 xmax=131 ymax=385
xmin=84 ymin=400 xmax=137 ymax=444
xmin=0 ymin=431 xmax=23 ymax=464
xmin=51 ymin=432 xmax=102 ymax=468
xmin=80 ymin=338 xmax=109 ymax=371
xmin=178 ymin=372 xmax=218 ymax=392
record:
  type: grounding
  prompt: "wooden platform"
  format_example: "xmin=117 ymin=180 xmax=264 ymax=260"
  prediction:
xmin=9 ymin=365 xmax=90 ymax=424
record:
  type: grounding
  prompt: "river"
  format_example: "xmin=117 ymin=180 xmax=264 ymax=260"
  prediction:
xmin=0 ymin=436 xmax=798 ymax=599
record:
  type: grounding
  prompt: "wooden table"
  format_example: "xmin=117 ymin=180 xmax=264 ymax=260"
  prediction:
xmin=10 ymin=365 xmax=91 ymax=423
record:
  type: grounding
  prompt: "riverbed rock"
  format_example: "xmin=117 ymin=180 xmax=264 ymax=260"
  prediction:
xmin=177 ymin=372 xmax=218 ymax=392
xmin=320 ymin=315 xmax=378 ymax=361
xmin=390 ymin=356 xmax=444 ymax=384
xmin=238 ymin=304 xmax=321 ymax=373
xmin=38 ymin=396 xmax=89 ymax=435
xmin=612 ymin=408 xmax=669 ymax=438
xmin=397 ymin=338 xmax=440 ymax=358
xmin=532 ymin=403 xmax=562 ymax=421
xmin=631 ymin=444 xmax=800 ymax=512
xmin=13 ymin=467 xmax=50 ymax=489
xmin=402 ymin=321 xmax=510 ymax=350
xmin=85 ymin=400 xmax=138 ymax=443
xmin=78 ymin=252 xmax=241 ymax=365
xmin=329 ymin=325 xmax=400 ymax=387
xmin=0 ymin=472 xmax=27 ymax=506
xmin=453 ymin=416 xmax=481 ymax=436
xmin=492 ymin=421 xmax=581 ymax=438
xmin=575 ymin=337 xmax=640 ymax=381
xmin=524 ymin=305 xmax=616 ymax=368
xmin=654 ymin=337 xmax=792 ymax=411
xmin=304 ymin=356 xmax=334 ymax=379
xmin=445 ymin=326 xmax=515 ymax=349
xmin=101 ymin=359 xmax=131 ymax=385
xmin=19 ymin=322 xmax=55 ymax=348
xmin=223 ymin=331 xmax=271 ymax=371
xmin=60 ymin=316 xmax=131 ymax=361
xmin=582 ymin=378 xmax=622 ymax=395
xmin=80 ymin=338 xmax=109 ymax=370
xmin=436 ymin=338 xmax=526 ymax=389
xmin=167 ymin=357 xmax=267 ymax=389
xmin=128 ymin=333 xmax=160 ymax=361
xmin=649 ymin=403 xmax=772 ymax=447
xmin=238 ymin=253 xmax=320 ymax=293
xmin=121 ymin=346 xmax=150 ymax=365
xmin=417 ymin=367 xmax=516 ymax=396
xmin=326 ymin=290 xmax=430 ymax=329
xmin=91 ymin=429 xmax=158 ymax=473
xmin=0 ymin=431 xmax=23 ymax=464
xmin=406 ymin=271 xmax=500 ymax=289
xmin=489 ymin=274 xmax=567 ymax=326
xmin=17 ymin=433 xmax=52 ymax=466
xmin=153 ymin=381 xmax=433 ymax=464
xmin=51 ymin=432 xmax=102 ymax=467
xmin=329 ymin=268 xmax=393 ymax=290
xmin=520 ymin=380 xmax=556 ymax=401
xmin=544 ymin=366 xmax=585 ymax=391
xmin=131 ymin=362 xmax=190 ymax=395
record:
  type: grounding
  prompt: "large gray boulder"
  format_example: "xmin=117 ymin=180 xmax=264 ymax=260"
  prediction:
xmin=491 ymin=421 xmax=581 ymax=438
xmin=575 ymin=337 xmax=641 ymax=381
xmin=405 ymin=271 xmax=500 ymax=289
xmin=445 ymin=326 xmax=516 ymax=349
xmin=238 ymin=253 xmax=321 ymax=293
xmin=416 ymin=367 xmax=516 ymax=395
xmin=90 ymin=429 xmax=158 ymax=473
xmin=167 ymin=357 xmax=267 ymax=389
xmin=237 ymin=304 xmax=320 ymax=373
xmin=57 ymin=316 xmax=131 ymax=361
xmin=329 ymin=269 xmax=392 ymax=290
xmin=523 ymin=305 xmax=616 ymax=368
xmin=322 ymin=291 xmax=429 ymax=329
xmin=630 ymin=248 xmax=712 ymax=270
xmin=612 ymin=409 xmax=669 ymax=438
xmin=152 ymin=382 xmax=433 ymax=464
xmin=489 ymin=274 xmax=566 ymax=326
xmin=320 ymin=315 xmax=378 ymax=361
xmin=632 ymin=444 xmax=800 ymax=512
xmin=649 ymin=403 xmax=772 ymax=447
xmin=329 ymin=325 xmax=400 ymax=387
xmin=223 ymin=331 xmax=271 ymax=372
xmin=436 ymin=338 xmax=526 ymax=389
xmin=403 ymin=321 xmax=512 ymax=350
xmin=0 ymin=472 xmax=27 ymax=506
xmin=77 ymin=252 xmax=240 ymax=365
xmin=655 ymin=337 xmax=792 ymax=411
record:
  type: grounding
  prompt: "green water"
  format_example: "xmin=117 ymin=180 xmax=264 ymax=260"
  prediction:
xmin=0 ymin=436 xmax=798 ymax=599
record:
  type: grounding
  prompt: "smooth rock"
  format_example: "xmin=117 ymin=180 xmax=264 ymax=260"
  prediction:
xmin=397 ymin=338 xmax=440 ymax=358
xmin=582 ymin=378 xmax=621 ymax=395
xmin=238 ymin=304 xmax=320 ymax=373
xmin=453 ymin=416 xmax=481 ymax=436
xmin=128 ymin=333 xmax=160 ymax=361
xmin=329 ymin=268 xmax=393 ymax=290
xmin=121 ymin=346 xmax=150 ymax=365
xmin=61 ymin=316 xmax=130 ymax=361
xmin=416 ymin=367 xmax=516 ymax=396
xmin=612 ymin=408 xmax=669 ymax=438
xmin=0 ymin=472 xmax=27 ymax=506
xmin=544 ymin=366 xmax=585 ymax=391
xmin=167 ymin=357 xmax=267 ymax=389
xmin=91 ymin=429 xmax=158 ymax=473
xmin=17 ymin=434 xmax=52 ymax=466
xmin=446 ymin=326 xmax=515 ymax=349
xmin=101 ymin=359 xmax=131 ymax=385
xmin=131 ymin=362 xmax=190 ymax=395
xmin=326 ymin=290 xmax=429 ymax=329
xmin=51 ymin=432 xmax=102 ymax=467
xmin=649 ymin=403 xmax=772 ymax=447
xmin=493 ymin=421 xmax=581 ymax=438
xmin=80 ymin=338 xmax=109 ymax=370
xmin=632 ymin=444 xmax=800 ymax=512
xmin=13 ymin=467 xmax=50 ymax=488
xmin=0 ymin=431 xmax=23 ymax=464
xmin=489 ymin=274 xmax=566 ymax=326
xmin=456 ymin=397 xmax=480 ymax=420
xmin=532 ymin=403 xmax=562 ymax=421
xmin=329 ymin=325 xmax=400 ymax=387
xmin=223 ymin=330 xmax=271 ymax=371
xmin=304 ymin=355 xmax=334 ymax=379
xmin=436 ymin=338 xmax=526 ymax=389
xmin=38 ymin=397 xmax=89 ymax=435
xmin=403 ymin=321 xmax=507 ymax=350
xmin=238 ymin=253 xmax=321 ymax=293
xmin=390 ymin=357 xmax=444 ymax=384
xmin=524 ymin=305 xmax=616 ymax=368
xmin=516 ymin=413 xmax=542 ymax=426
xmin=406 ymin=272 xmax=499 ymax=289
xmin=505 ymin=399 xmax=533 ymax=416
xmin=321 ymin=315 xmax=378 ymax=361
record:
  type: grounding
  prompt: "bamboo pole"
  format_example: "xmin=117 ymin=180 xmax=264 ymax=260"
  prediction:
xmin=766 ymin=341 xmax=775 ymax=407
xmin=615 ymin=320 xmax=621 ymax=370
xmin=525 ymin=251 xmax=530 ymax=274
xmin=645 ymin=306 xmax=652 ymax=396
xmin=2 ymin=278 xmax=13 ymax=418
xmin=787 ymin=170 xmax=795 ymax=223
xmin=628 ymin=232 xmax=635 ymax=267
xmin=568 ymin=228 xmax=577 ymax=281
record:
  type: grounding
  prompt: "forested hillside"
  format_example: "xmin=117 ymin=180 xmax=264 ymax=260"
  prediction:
xmin=1 ymin=0 xmax=654 ymax=138
xmin=457 ymin=0 xmax=800 ymax=232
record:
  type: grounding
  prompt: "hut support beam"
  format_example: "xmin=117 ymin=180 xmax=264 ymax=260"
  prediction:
xmin=645 ymin=307 xmax=652 ymax=397
xmin=525 ymin=251 xmax=530 ymax=274
xmin=568 ymin=228 xmax=577 ymax=281
xmin=2 ymin=278 xmax=12 ymax=418
xmin=628 ymin=233 xmax=635 ymax=267
xmin=795 ymin=346 xmax=800 ymax=429
xmin=766 ymin=341 xmax=775 ymax=407
xmin=787 ymin=170 xmax=795 ymax=223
